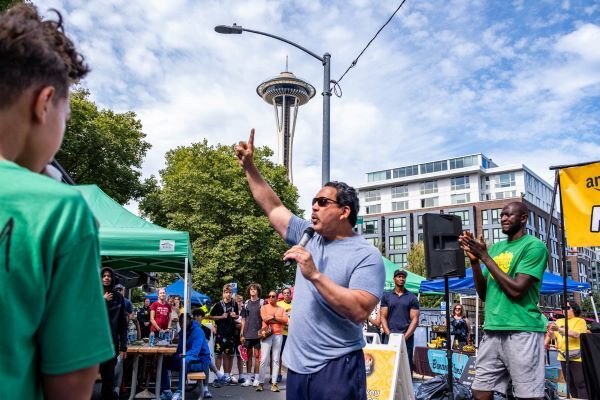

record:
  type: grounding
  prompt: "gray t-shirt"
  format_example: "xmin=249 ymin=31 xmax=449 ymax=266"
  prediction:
xmin=282 ymin=215 xmax=385 ymax=374
xmin=241 ymin=298 xmax=263 ymax=340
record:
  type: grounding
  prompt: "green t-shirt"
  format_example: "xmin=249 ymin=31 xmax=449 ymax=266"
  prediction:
xmin=0 ymin=160 xmax=114 ymax=399
xmin=482 ymin=234 xmax=548 ymax=332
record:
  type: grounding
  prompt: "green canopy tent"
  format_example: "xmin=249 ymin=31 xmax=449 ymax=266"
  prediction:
xmin=382 ymin=256 xmax=425 ymax=293
xmin=75 ymin=185 xmax=194 ymax=397
xmin=75 ymin=185 xmax=193 ymax=272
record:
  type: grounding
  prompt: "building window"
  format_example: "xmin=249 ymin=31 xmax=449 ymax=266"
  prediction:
xmin=367 ymin=170 xmax=391 ymax=182
xmin=550 ymin=224 xmax=557 ymax=239
xmin=451 ymin=193 xmax=471 ymax=204
xmin=481 ymin=176 xmax=490 ymax=190
xmin=365 ymin=204 xmax=381 ymax=214
xmin=496 ymin=172 xmax=516 ymax=188
xmin=417 ymin=233 xmax=424 ymax=242
xmin=483 ymin=229 xmax=490 ymax=243
xmin=480 ymin=193 xmax=491 ymax=201
xmin=482 ymin=210 xmax=489 ymax=225
xmin=495 ymin=190 xmax=517 ymax=199
xmin=448 ymin=210 xmax=470 ymax=226
xmin=389 ymin=217 xmax=407 ymax=232
xmin=552 ymin=258 xmax=559 ymax=273
xmin=417 ymin=215 xmax=423 ymax=229
xmin=366 ymin=237 xmax=380 ymax=248
xmin=389 ymin=235 xmax=407 ymax=250
xmin=491 ymin=208 xmax=501 ymax=224
xmin=421 ymin=197 xmax=439 ymax=208
xmin=451 ymin=176 xmax=470 ymax=191
xmin=364 ymin=189 xmax=381 ymax=202
xmin=420 ymin=180 xmax=438 ymax=195
xmin=551 ymin=240 xmax=558 ymax=256
xmin=492 ymin=228 xmax=507 ymax=244
xmin=392 ymin=201 xmax=409 ymax=211
xmin=392 ymin=165 xmax=419 ymax=178
xmin=389 ymin=253 xmax=407 ymax=267
xmin=419 ymin=160 xmax=448 ymax=174
xmin=449 ymin=155 xmax=477 ymax=169
xmin=392 ymin=185 xmax=408 ymax=198
xmin=363 ymin=220 xmax=379 ymax=235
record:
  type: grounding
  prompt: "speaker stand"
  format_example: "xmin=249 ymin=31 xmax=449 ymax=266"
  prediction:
xmin=445 ymin=276 xmax=454 ymax=400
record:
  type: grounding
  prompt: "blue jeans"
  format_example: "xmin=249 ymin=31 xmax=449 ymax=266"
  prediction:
xmin=161 ymin=357 xmax=210 ymax=392
xmin=286 ymin=349 xmax=366 ymax=400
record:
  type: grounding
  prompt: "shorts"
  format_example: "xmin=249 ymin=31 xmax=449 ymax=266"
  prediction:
xmin=472 ymin=330 xmax=545 ymax=398
xmin=214 ymin=333 xmax=235 ymax=355
xmin=244 ymin=338 xmax=261 ymax=350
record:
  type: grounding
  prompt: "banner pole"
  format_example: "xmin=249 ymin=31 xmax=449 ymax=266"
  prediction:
xmin=556 ymin=169 xmax=571 ymax=399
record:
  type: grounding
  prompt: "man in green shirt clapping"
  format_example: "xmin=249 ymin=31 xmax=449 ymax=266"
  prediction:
xmin=459 ymin=202 xmax=548 ymax=400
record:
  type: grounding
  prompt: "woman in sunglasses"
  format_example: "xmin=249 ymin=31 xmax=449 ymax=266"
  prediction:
xmin=450 ymin=304 xmax=471 ymax=349
xmin=547 ymin=302 xmax=589 ymax=399
xmin=256 ymin=291 xmax=288 ymax=393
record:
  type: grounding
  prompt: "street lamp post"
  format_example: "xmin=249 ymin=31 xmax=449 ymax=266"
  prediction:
xmin=215 ymin=24 xmax=331 ymax=185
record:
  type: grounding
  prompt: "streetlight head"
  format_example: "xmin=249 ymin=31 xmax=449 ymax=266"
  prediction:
xmin=215 ymin=24 xmax=243 ymax=34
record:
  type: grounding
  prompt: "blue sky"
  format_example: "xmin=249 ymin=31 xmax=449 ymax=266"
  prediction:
xmin=38 ymin=0 xmax=600 ymax=212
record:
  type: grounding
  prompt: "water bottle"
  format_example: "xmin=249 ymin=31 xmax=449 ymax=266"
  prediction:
xmin=149 ymin=332 xmax=155 ymax=347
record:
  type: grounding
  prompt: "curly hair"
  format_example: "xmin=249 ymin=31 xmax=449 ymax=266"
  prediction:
xmin=324 ymin=181 xmax=360 ymax=227
xmin=246 ymin=283 xmax=262 ymax=297
xmin=0 ymin=4 xmax=89 ymax=109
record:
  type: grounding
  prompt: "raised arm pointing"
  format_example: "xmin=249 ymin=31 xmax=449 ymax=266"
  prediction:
xmin=235 ymin=129 xmax=292 ymax=239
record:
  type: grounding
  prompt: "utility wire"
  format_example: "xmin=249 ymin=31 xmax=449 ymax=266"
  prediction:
xmin=331 ymin=0 xmax=408 ymax=98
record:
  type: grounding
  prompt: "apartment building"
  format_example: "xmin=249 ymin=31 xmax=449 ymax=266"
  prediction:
xmin=355 ymin=154 xmax=563 ymax=273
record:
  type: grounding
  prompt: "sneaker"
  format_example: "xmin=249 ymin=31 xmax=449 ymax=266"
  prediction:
xmin=271 ymin=383 xmax=280 ymax=392
xmin=238 ymin=377 xmax=246 ymax=384
xmin=256 ymin=383 xmax=264 ymax=392
xmin=203 ymin=390 xmax=213 ymax=399
xmin=171 ymin=391 xmax=182 ymax=400
xmin=252 ymin=379 xmax=260 ymax=387
xmin=241 ymin=379 xmax=252 ymax=387
xmin=225 ymin=375 xmax=236 ymax=385
xmin=212 ymin=378 xmax=222 ymax=388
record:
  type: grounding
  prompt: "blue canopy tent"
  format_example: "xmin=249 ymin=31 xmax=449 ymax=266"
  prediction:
xmin=419 ymin=267 xmax=591 ymax=295
xmin=146 ymin=278 xmax=210 ymax=306
xmin=419 ymin=267 xmax=591 ymax=347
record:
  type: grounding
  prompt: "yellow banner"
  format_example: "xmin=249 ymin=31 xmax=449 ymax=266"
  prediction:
xmin=559 ymin=162 xmax=600 ymax=246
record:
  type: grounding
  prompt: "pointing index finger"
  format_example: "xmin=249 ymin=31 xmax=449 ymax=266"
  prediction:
xmin=249 ymin=128 xmax=255 ymax=146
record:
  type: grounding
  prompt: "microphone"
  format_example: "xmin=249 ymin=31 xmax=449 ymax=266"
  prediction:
xmin=284 ymin=227 xmax=315 ymax=267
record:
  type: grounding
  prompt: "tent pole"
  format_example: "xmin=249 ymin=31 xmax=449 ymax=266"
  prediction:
xmin=590 ymin=291 xmax=599 ymax=322
xmin=556 ymin=170 xmax=571 ymax=399
xmin=182 ymin=257 xmax=189 ymax=400
xmin=475 ymin=292 xmax=479 ymax=356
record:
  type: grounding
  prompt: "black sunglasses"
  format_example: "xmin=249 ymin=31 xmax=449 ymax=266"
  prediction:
xmin=268 ymin=295 xmax=277 ymax=298
xmin=312 ymin=197 xmax=339 ymax=207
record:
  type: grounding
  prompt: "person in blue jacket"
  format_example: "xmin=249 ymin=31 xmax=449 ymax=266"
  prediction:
xmin=160 ymin=314 xmax=212 ymax=400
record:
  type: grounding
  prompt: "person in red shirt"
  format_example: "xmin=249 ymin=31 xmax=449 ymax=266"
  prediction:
xmin=150 ymin=288 xmax=171 ymax=334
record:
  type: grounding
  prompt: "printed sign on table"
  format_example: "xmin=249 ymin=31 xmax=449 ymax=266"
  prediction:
xmin=427 ymin=349 xmax=472 ymax=379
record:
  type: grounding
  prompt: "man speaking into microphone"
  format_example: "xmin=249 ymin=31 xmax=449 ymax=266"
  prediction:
xmin=236 ymin=129 xmax=384 ymax=399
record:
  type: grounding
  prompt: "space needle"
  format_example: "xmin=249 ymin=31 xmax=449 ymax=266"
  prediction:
xmin=256 ymin=65 xmax=316 ymax=182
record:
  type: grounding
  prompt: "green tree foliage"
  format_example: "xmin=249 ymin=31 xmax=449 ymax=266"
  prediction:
xmin=139 ymin=140 xmax=302 ymax=300
xmin=56 ymin=88 xmax=151 ymax=204
xmin=0 ymin=0 xmax=23 ymax=12
xmin=582 ymin=293 xmax=600 ymax=316
xmin=406 ymin=242 xmax=426 ymax=278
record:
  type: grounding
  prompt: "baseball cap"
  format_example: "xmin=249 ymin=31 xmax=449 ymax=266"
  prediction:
xmin=393 ymin=269 xmax=407 ymax=277
xmin=114 ymin=284 xmax=125 ymax=290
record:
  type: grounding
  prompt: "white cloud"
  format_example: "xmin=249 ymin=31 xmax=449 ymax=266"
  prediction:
xmin=33 ymin=0 xmax=600 ymax=212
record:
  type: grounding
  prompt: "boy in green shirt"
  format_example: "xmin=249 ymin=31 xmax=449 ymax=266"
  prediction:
xmin=0 ymin=4 xmax=114 ymax=399
xmin=459 ymin=202 xmax=548 ymax=400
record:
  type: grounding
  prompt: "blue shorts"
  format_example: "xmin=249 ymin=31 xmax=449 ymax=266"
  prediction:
xmin=286 ymin=349 xmax=366 ymax=400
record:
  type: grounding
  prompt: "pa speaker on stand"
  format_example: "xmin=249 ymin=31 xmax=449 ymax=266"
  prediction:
xmin=423 ymin=213 xmax=466 ymax=400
